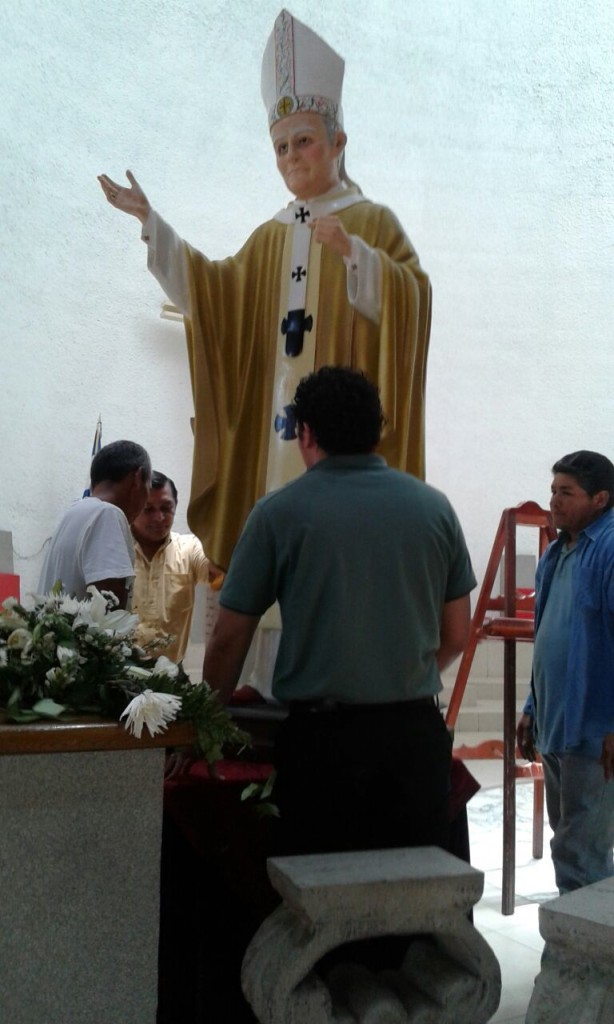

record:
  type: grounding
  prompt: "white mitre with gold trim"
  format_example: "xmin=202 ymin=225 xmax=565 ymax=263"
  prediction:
xmin=261 ymin=9 xmax=345 ymax=128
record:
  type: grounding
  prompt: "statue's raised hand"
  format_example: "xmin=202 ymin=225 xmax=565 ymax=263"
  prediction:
xmin=97 ymin=170 xmax=151 ymax=224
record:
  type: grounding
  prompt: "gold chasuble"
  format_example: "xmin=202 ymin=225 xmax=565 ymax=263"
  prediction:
xmin=184 ymin=195 xmax=431 ymax=570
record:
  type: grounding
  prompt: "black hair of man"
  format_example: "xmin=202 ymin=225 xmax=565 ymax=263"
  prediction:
xmin=552 ymin=450 xmax=614 ymax=509
xmin=151 ymin=471 xmax=178 ymax=505
xmin=90 ymin=440 xmax=152 ymax=489
xmin=291 ymin=365 xmax=386 ymax=455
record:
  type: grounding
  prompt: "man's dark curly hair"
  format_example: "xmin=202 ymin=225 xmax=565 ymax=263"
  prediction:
xmin=552 ymin=450 xmax=614 ymax=508
xmin=291 ymin=366 xmax=385 ymax=455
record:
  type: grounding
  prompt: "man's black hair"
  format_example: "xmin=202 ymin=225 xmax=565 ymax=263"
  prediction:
xmin=291 ymin=366 xmax=385 ymax=455
xmin=90 ymin=440 xmax=151 ymax=489
xmin=552 ymin=450 xmax=614 ymax=509
xmin=151 ymin=471 xmax=178 ymax=504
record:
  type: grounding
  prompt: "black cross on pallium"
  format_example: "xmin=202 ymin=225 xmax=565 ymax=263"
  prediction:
xmin=295 ymin=206 xmax=310 ymax=223
xmin=292 ymin=265 xmax=306 ymax=282
xmin=274 ymin=404 xmax=297 ymax=441
xmin=281 ymin=308 xmax=313 ymax=357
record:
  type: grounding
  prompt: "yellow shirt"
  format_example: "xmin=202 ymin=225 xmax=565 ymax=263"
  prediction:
xmin=132 ymin=532 xmax=209 ymax=664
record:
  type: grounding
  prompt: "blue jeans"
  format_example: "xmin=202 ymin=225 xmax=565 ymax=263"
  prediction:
xmin=541 ymin=751 xmax=614 ymax=893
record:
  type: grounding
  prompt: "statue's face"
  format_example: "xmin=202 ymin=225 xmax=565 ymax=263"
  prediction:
xmin=270 ymin=112 xmax=346 ymax=200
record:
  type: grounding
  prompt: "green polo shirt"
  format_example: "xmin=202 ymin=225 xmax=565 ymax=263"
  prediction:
xmin=221 ymin=454 xmax=476 ymax=703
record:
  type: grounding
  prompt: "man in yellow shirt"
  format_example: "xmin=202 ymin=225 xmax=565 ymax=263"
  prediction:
xmin=131 ymin=471 xmax=210 ymax=665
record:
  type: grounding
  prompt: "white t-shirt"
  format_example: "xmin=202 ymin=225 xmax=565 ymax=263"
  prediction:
xmin=39 ymin=497 xmax=135 ymax=601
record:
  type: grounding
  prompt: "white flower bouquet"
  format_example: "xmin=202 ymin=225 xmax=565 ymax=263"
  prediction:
xmin=0 ymin=586 xmax=247 ymax=763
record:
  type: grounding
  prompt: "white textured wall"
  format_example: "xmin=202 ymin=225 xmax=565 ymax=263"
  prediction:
xmin=1 ymin=0 xmax=612 ymax=598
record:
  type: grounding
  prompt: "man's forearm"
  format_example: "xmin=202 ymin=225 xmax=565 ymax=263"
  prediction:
xmin=202 ymin=606 xmax=260 ymax=704
xmin=202 ymin=639 xmax=247 ymax=704
xmin=436 ymin=640 xmax=464 ymax=674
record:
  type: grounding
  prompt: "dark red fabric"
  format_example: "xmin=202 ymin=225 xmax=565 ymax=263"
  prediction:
xmin=164 ymin=755 xmax=480 ymax=856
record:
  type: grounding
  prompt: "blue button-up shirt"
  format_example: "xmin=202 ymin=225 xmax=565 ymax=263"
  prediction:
xmin=524 ymin=508 xmax=614 ymax=751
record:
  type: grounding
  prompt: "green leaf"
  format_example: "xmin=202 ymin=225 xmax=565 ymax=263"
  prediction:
xmin=5 ymin=707 xmax=43 ymax=723
xmin=254 ymin=803 xmax=280 ymax=819
xmin=240 ymin=771 xmax=277 ymax=805
xmin=240 ymin=783 xmax=261 ymax=802
xmin=31 ymin=698 xmax=67 ymax=718
xmin=7 ymin=686 xmax=22 ymax=709
xmin=260 ymin=770 xmax=277 ymax=801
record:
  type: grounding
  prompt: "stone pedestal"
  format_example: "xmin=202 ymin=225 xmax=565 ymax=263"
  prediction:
xmin=242 ymin=846 xmax=501 ymax=1023
xmin=526 ymin=877 xmax=614 ymax=1024
xmin=0 ymin=716 xmax=195 ymax=1024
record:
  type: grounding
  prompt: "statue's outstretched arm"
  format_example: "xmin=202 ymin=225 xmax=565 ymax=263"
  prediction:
xmin=98 ymin=170 xmax=190 ymax=316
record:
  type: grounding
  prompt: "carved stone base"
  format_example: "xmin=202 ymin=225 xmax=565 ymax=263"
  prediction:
xmin=526 ymin=877 xmax=614 ymax=1024
xmin=242 ymin=846 xmax=501 ymax=1023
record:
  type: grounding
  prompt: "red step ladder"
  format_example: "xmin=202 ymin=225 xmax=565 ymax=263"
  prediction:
xmin=446 ymin=501 xmax=557 ymax=914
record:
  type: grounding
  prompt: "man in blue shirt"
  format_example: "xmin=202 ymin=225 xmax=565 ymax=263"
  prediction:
xmin=204 ymin=366 xmax=475 ymax=857
xmin=517 ymin=450 xmax=614 ymax=893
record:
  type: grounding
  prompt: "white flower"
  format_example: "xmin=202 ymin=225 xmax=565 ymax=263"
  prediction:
xmin=102 ymin=609 xmax=140 ymax=634
xmin=57 ymin=593 xmax=85 ymax=616
xmin=7 ymin=628 xmax=32 ymax=650
xmin=56 ymin=645 xmax=77 ymax=665
xmin=125 ymin=665 xmax=152 ymax=681
xmin=133 ymin=622 xmax=164 ymax=647
xmin=152 ymin=656 xmax=179 ymax=679
xmin=73 ymin=587 xmax=139 ymax=635
xmin=120 ymin=689 xmax=182 ymax=738
xmin=0 ymin=603 xmax=28 ymax=629
xmin=72 ymin=587 xmax=109 ymax=629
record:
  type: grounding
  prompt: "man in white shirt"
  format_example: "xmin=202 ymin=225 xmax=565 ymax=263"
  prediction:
xmin=39 ymin=440 xmax=151 ymax=608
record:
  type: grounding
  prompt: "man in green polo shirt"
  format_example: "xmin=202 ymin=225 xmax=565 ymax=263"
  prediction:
xmin=204 ymin=366 xmax=476 ymax=855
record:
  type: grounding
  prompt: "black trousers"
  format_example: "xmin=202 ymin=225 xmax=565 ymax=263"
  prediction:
xmin=272 ymin=701 xmax=452 ymax=857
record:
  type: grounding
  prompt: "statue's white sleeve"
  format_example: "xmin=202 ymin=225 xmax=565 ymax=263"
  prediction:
xmin=344 ymin=235 xmax=381 ymax=325
xmin=141 ymin=209 xmax=190 ymax=317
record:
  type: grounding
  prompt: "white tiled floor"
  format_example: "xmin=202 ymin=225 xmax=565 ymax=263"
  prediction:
xmin=466 ymin=760 xmax=558 ymax=1024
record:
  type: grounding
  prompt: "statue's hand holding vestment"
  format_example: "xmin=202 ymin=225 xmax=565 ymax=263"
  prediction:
xmin=310 ymin=215 xmax=352 ymax=259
